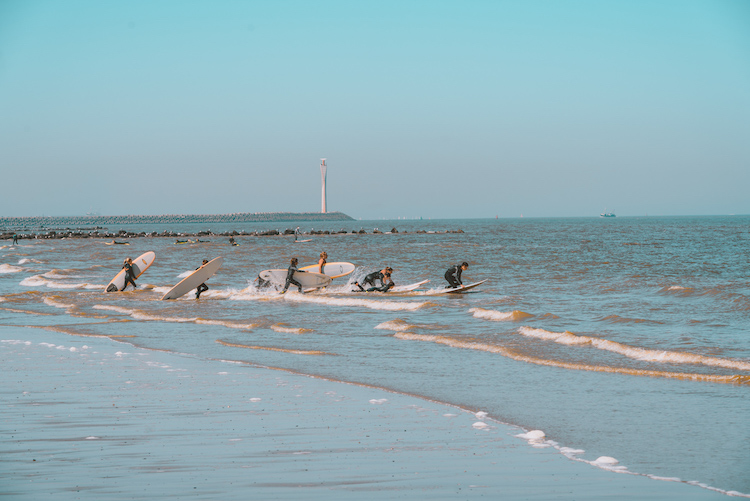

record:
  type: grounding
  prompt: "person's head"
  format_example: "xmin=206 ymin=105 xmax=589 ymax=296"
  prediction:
xmin=291 ymin=257 xmax=298 ymax=266
xmin=461 ymin=262 xmax=469 ymax=270
xmin=320 ymin=252 xmax=327 ymax=259
xmin=126 ymin=258 xmax=132 ymax=264
xmin=202 ymin=259 xmax=209 ymax=265
xmin=385 ymin=267 xmax=393 ymax=274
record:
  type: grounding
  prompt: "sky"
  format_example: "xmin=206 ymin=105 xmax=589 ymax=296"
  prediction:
xmin=1 ymin=0 xmax=749 ymax=220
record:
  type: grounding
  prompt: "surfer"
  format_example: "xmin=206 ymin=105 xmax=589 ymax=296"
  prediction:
xmin=122 ymin=258 xmax=137 ymax=290
xmin=354 ymin=267 xmax=393 ymax=292
xmin=294 ymin=227 xmax=300 ymax=242
xmin=280 ymin=257 xmax=304 ymax=294
xmin=195 ymin=259 xmax=209 ymax=298
xmin=445 ymin=262 xmax=469 ymax=288
xmin=317 ymin=251 xmax=328 ymax=274
xmin=229 ymin=236 xmax=237 ymax=246
xmin=12 ymin=234 xmax=18 ymax=245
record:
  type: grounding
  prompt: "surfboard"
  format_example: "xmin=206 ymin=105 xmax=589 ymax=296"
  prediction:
xmin=294 ymin=239 xmax=312 ymax=243
xmin=392 ymin=279 xmax=430 ymax=292
xmin=105 ymin=251 xmax=156 ymax=292
xmin=259 ymin=269 xmax=332 ymax=289
xmin=299 ymin=262 xmax=355 ymax=278
xmin=161 ymin=257 xmax=224 ymax=300
xmin=436 ymin=279 xmax=488 ymax=294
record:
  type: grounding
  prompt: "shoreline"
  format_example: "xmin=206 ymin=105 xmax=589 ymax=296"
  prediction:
xmin=1 ymin=325 xmax=734 ymax=500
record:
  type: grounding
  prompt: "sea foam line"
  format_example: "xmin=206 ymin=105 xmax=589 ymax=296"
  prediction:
xmin=470 ymin=307 xmax=534 ymax=322
xmin=282 ymin=293 xmax=429 ymax=312
xmin=92 ymin=305 xmax=256 ymax=330
xmin=216 ymin=339 xmax=331 ymax=356
xmin=518 ymin=326 xmax=750 ymax=371
xmin=393 ymin=333 xmax=750 ymax=385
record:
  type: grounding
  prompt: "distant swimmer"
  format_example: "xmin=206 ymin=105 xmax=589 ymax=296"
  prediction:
xmin=229 ymin=236 xmax=238 ymax=246
xmin=175 ymin=239 xmax=188 ymax=244
xmin=354 ymin=267 xmax=393 ymax=292
xmin=195 ymin=259 xmax=210 ymax=298
xmin=445 ymin=262 xmax=469 ymax=288
xmin=280 ymin=257 xmax=304 ymax=294
xmin=12 ymin=234 xmax=19 ymax=245
xmin=122 ymin=258 xmax=137 ymax=290
xmin=317 ymin=251 xmax=328 ymax=274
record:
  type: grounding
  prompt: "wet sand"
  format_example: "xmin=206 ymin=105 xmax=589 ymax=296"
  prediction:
xmin=1 ymin=325 xmax=730 ymax=500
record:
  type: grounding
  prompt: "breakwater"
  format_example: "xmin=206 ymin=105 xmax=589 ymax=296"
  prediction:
xmin=0 ymin=211 xmax=353 ymax=231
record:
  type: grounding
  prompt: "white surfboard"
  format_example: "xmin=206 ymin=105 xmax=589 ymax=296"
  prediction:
xmin=392 ymin=279 xmax=430 ymax=292
xmin=299 ymin=262 xmax=355 ymax=278
xmin=161 ymin=257 xmax=224 ymax=300
xmin=294 ymin=239 xmax=312 ymax=243
xmin=436 ymin=279 xmax=488 ymax=294
xmin=105 ymin=251 xmax=156 ymax=292
xmin=259 ymin=269 xmax=332 ymax=289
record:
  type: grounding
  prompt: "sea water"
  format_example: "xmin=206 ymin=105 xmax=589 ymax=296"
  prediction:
xmin=1 ymin=216 xmax=748 ymax=496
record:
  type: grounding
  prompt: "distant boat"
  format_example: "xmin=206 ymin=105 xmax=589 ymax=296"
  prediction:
xmin=600 ymin=210 xmax=616 ymax=218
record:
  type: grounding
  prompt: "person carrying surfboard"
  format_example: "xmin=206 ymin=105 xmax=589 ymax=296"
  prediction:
xmin=355 ymin=267 xmax=393 ymax=292
xmin=195 ymin=259 xmax=210 ymax=298
xmin=122 ymin=258 xmax=137 ymax=290
xmin=445 ymin=262 xmax=469 ymax=288
xmin=317 ymin=252 xmax=328 ymax=274
xmin=280 ymin=257 xmax=305 ymax=294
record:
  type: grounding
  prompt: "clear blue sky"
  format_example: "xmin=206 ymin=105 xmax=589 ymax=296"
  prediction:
xmin=1 ymin=0 xmax=748 ymax=219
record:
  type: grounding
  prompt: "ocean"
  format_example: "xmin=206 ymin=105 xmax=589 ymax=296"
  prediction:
xmin=2 ymin=216 xmax=749 ymax=497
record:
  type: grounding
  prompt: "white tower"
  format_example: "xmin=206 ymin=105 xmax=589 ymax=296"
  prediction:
xmin=320 ymin=158 xmax=327 ymax=213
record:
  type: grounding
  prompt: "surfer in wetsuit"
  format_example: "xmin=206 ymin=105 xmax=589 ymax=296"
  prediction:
xmin=122 ymin=258 xmax=137 ymax=290
xmin=445 ymin=262 xmax=468 ymax=288
xmin=195 ymin=259 xmax=209 ymax=298
xmin=12 ymin=234 xmax=18 ymax=245
xmin=355 ymin=267 xmax=393 ymax=292
xmin=281 ymin=257 xmax=304 ymax=294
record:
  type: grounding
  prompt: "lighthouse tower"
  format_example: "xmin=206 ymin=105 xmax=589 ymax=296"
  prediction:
xmin=320 ymin=158 xmax=327 ymax=213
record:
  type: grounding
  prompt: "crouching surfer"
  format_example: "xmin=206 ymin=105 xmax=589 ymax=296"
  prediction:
xmin=445 ymin=262 xmax=469 ymax=288
xmin=354 ymin=267 xmax=394 ymax=292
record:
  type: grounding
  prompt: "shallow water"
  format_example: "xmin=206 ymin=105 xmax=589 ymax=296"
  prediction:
xmin=2 ymin=216 xmax=749 ymax=496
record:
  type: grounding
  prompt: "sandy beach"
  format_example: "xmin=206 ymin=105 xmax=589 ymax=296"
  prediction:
xmin=2 ymin=324 xmax=730 ymax=500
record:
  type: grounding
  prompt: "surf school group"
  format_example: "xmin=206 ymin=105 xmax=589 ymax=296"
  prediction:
xmin=108 ymin=247 xmax=483 ymax=300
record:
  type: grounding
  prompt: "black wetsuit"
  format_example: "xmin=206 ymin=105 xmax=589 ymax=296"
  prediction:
xmin=195 ymin=264 xmax=209 ymax=298
xmin=122 ymin=262 xmax=137 ymax=290
xmin=283 ymin=264 xmax=302 ymax=292
xmin=444 ymin=264 xmax=464 ymax=288
xmin=361 ymin=271 xmax=386 ymax=288
xmin=367 ymin=281 xmax=394 ymax=292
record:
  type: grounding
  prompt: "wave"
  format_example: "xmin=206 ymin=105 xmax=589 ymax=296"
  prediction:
xmin=470 ymin=307 xmax=534 ymax=322
xmin=517 ymin=327 xmax=750 ymax=371
xmin=393 ymin=332 xmax=750 ymax=385
xmin=18 ymin=258 xmax=43 ymax=265
xmin=282 ymin=293 xmax=430 ymax=312
xmin=92 ymin=305 xmax=257 ymax=330
xmin=270 ymin=324 xmax=313 ymax=334
xmin=0 ymin=264 xmax=23 ymax=274
xmin=20 ymin=274 xmax=103 ymax=290
xmin=216 ymin=339 xmax=330 ymax=355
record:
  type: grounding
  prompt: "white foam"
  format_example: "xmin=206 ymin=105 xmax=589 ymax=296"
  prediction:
xmin=470 ymin=307 xmax=533 ymax=321
xmin=472 ymin=421 xmax=490 ymax=429
xmin=518 ymin=326 xmax=750 ymax=371
xmin=249 ymin=398 xmax=262 ymax=402
xmin=43 ymin=298 xmax=76 ymax=310
xmin=20 ymin=274 xmax=102 ymax=290
xmin=284 ymin=293 xmax=427 ymax=312
xmin=369 ymin=398 xmax=388 ymax=405
xmin=0 ymin=263 xmax=23 ymax=274
xmin=374 ymin=319 xmax=415 ymax=332
xmin=271 ymin=324 xmax=311 ymax=334
xmin=475 ymin=411 xmax=488 ymax=419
